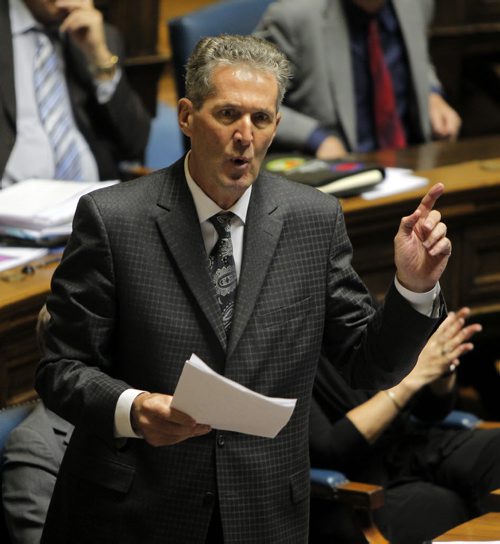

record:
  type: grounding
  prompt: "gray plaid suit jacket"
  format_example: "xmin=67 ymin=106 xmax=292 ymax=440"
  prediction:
xmin=36 ymin=157 xmax=441 ymax=543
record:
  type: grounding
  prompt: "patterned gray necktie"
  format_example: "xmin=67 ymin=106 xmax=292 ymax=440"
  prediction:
xmin=208 ymin=212 xmax=237 ymax=335
xmin=33 ymin=31 xmax=83 ymax=181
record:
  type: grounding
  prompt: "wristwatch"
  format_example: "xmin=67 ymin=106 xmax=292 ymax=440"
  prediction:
xmin=89 ymin=54 xmax=119 ymax=78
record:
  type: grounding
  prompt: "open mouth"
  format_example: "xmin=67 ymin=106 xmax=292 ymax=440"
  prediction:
xmin=231 ymin=157 xmax=251 ymax=167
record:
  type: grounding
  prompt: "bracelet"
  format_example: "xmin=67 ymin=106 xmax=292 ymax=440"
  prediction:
xmin=89 ymin=54 xmax=119 ymax=77
xmin=385 ymin=390 xmax=403 ymax=411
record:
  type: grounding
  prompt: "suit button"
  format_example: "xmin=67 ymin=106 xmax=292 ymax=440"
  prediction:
xmin=203 ymin=491 xmax=216 ymax=506
xmin=217 ymin=433 xmax=225 ymax=447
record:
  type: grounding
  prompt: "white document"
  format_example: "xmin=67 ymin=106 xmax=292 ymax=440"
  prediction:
xmin=0 ymin=179 xmax=119 ymax=230
xmin=432 ymin=542 xmax=500 ymax=543
xmin=171 ymin=354 xmax=297 ymax=438
xmin=0 ymin=246 xmax=48 ymax=272
xmin=361 ymin=167 xmax=428 ymax=200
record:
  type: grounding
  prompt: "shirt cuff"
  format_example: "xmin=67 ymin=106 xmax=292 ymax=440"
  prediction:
xmin=394 ymin=277 xmax=440 ymax=317
xmin=114 ymin=388 xmax=146 ymax=438
xmin=95 ymin=68 xmax=122 ymax=104
xmin=305 ymin=127 xmax=332 ymax=154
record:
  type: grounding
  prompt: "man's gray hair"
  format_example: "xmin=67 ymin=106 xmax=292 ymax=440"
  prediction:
xmin=185 ymin=34 xmax=291 ymax=110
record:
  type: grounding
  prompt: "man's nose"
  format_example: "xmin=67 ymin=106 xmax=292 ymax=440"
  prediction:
xmin=233 ymin=116 xmax=253 ymax=145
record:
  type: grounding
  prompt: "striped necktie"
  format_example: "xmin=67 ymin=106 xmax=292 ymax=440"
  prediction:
xmin=33 ymin=31 xmax=83 ymax=181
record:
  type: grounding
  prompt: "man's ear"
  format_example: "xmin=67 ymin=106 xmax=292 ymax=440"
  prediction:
xmin=178 ymin=98 xmax=194 ymax=138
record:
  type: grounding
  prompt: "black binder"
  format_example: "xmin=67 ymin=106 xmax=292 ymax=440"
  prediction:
xmin=263 ymin=154 xmax=384 ymax=197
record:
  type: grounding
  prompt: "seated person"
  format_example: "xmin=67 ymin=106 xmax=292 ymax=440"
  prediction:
xmin=256 ymin=0 xmax=461 ymax=159
xmin=1 ymin=0 xmax=151 ymax=188
xmin=310 ymin=308 xmax=500 ymax=544
xmin=1 ymin=305 xmax=74 ymax=544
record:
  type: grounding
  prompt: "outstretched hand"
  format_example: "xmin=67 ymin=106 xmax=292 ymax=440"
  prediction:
xmin=394 ymin=183 xmax=452 ymax=293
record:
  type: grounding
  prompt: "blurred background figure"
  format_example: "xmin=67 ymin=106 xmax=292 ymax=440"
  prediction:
xmin=2 ymin=305 xmax=74 ymax=544
xmin=0 ymin=0 xmax=151 ymax=188
xmin=310 ymin=308 xmax=500 ymax=543
xmin=256 ymin=0 xmax=462 ymax=159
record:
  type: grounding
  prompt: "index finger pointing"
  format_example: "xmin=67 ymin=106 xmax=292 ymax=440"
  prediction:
xmin=416 ymin=183 xmax=445 ymax=217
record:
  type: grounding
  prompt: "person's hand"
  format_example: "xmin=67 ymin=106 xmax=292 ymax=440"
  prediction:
xmin=57 ymin=0 xmax=112 ymax=69
xmin=315 ymin=136 xmax=347 ymax=160
xmin=394 ymin=183 xmax=451 ymax=292
xmin=429 ymin=92 xmax=462 ymax=141
xmin=131 ymin=392 xmax=212 ymax=447
xmin=401 ymin=307 xmax=481 ymax=393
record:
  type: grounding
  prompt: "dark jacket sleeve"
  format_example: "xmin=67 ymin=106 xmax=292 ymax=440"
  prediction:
xmin=309 ymin=397 xmax=371 ymax=472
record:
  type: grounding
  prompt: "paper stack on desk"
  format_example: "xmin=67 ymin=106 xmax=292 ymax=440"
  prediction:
xmin=171 ymin=354 xmax=297 ymax=438
xmin=0 ymin=179 xmax=118 ymax=244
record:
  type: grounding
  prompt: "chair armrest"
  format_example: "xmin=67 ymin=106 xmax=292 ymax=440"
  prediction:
xmin=310 ymin=468 xmax=384 ymax=510
xmin=487 ymin=489 xmax=500 ymax=512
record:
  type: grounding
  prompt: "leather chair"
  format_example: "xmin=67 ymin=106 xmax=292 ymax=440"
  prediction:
xmin=0 ymin=401 xmax=38 ymax=543
xmin=168 ymin=0 xmax=274 ymax=151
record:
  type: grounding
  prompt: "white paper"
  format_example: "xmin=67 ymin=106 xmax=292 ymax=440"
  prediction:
xmin=432 ymin=542 xmax=500 ymax=543
xmin=171 ymin=354 xmax=297 ymax=438
xmin=361 ymin=167 xmax=428 ymax=200
xmin=0 ymin=246 xmax=48 ymax=272
xmin=0 ymin=179 xmax=119 ymax=230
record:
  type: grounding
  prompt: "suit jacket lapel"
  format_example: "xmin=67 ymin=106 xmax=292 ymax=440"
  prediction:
xmin=155 ymin=161 xmax=228 ymax=350
xmin=326 ymin=2 xmax=356 ymax=148
xmin=0 ymin=2 xmax=16 ymax=131
xmin=393 ymin=0 xmax=430 ymax=140
xmin=227 ymin=175 xmax=283 ymax=358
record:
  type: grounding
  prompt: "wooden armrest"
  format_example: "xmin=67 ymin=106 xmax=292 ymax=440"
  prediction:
xmin=335 ymin=481 xmax=385 ymax=511
xmin=487 ymin=489 xmax=500 ymax=512
xmin=476 ymin=420 xmax=500 ymax=430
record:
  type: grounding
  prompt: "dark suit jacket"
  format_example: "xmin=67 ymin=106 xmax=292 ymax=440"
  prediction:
xmin=2 ymin=402 xmax=73 ymax=544
xmin=0 ymin=0 xmax=151 ymax=181
xmin=36 ymin=158 xmax=441 ymax=543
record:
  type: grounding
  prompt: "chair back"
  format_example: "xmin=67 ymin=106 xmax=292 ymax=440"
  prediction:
xmin=0 ymin=402 xmax=38 ymax=543
xmin=168 ymin=0 xmax=274 ymax=103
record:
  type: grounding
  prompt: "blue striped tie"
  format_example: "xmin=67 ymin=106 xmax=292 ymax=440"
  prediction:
xmin=33 ymin=31 xmax=83 ymax=181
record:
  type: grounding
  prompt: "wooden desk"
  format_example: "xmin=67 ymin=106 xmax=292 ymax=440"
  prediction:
xmin=0 ymin=135 xmax=500 ymax=408
xmin=343 ymin=135 xmax=500 ymax=346
xmin=0 ymin=258 xmax=58 ymax=406
xmin=433 ymin=511 xmax=500 ymax=541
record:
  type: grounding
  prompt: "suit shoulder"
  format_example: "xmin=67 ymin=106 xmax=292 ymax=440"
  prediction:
xmin=260 ymin=171 xmax=342 ymax=214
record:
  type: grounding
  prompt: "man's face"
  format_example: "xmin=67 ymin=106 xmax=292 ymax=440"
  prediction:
xmin=178 ymin=64 xmax=281 ymax=209
xmin=23 ymin=0 xmax=69 ymax=26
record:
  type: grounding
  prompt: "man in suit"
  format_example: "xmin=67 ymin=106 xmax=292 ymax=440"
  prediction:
xmin=256 ymin=0 xmax=462 ymax=159
xmin=35 ymin=34 xmax=452 ymax=543
xmin=0 ymin=0 xmax=151 ymax=187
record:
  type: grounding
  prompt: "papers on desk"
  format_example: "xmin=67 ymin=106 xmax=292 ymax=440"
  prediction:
xmin=0 ymin=246 xmax=48 ymax=272
xmin=171 ymin=354 xmax=297 ymax=438
xmin=0 ymin=179 xmax=118 ymax=244
xmin=361 ymin=167 xmax=428 ymax=200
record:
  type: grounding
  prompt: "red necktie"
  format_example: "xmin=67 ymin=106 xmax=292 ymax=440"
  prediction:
xmin=367 ymin=18 xmax=406 ymax=150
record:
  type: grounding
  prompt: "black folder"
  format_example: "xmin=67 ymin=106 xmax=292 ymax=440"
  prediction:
xmin=263 ymin=154 xmax=384 ymax=197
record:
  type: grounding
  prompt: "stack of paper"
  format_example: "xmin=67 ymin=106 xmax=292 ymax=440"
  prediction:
xmin=0 ymin=246 xmax=48 ymax=273
xmin=0 ymin=179 xmax=118 ymax=244
xmin=361 ymin=167 xmax=428 ymax=200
